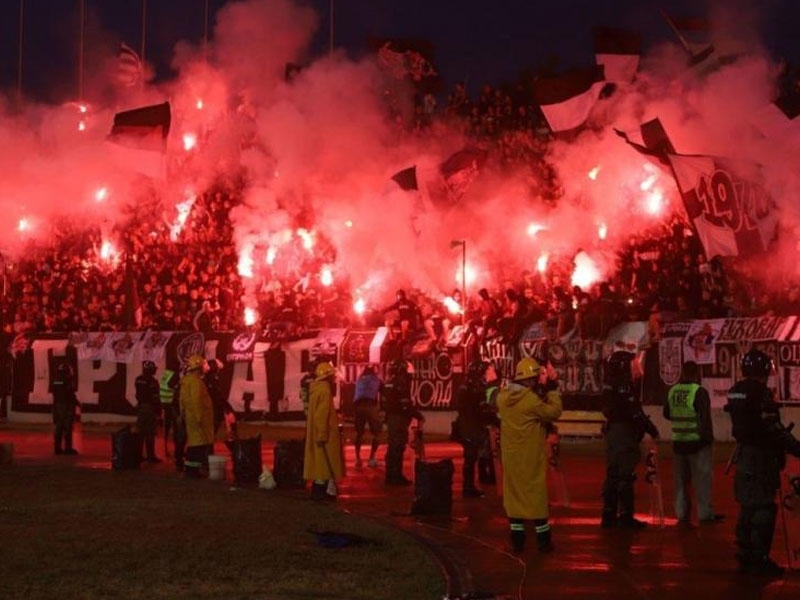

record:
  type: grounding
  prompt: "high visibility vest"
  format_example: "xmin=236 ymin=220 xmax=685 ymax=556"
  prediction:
xmin=159 ymin=370 xmax=176 ymax=404
xmin=667 ymin=383 xmax=701 ymax=442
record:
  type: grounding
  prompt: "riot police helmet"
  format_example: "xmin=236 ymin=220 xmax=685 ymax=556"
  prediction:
xmin=741 ymin=349 xmax=773 ymax=378
xmin=605 ymin=351 xmax=636 ymax=386
xmin=142 ymin=360 xmax=157 ymax=376
xmin=467 ymin=359 xmax=491 ymax=382
xmin=55 ymin=361 xmax=73 ymax=380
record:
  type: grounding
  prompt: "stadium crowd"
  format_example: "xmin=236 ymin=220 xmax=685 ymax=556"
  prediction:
xmin=1 ymin=79 xmax=798 ymax=346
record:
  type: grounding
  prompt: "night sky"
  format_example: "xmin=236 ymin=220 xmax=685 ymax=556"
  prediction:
xmin=1 ymin=0 xmax=799 ymax=102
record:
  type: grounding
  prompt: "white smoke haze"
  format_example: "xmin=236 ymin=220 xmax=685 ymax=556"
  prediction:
xmin=1 ymin=0 xmax=799 ymax=311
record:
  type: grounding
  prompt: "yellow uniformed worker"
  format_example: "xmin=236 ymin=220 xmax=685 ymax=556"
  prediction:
xmin=497 ymin=357 xmax=562 ymax=554
xmin=303 ymin=362 xmax=344 ymax=500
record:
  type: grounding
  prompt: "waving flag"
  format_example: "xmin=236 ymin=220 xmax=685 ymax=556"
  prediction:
xmin=116 ymin=43 xmax=143 ymax=87
xmin=391 ymin=166 xmax=418 ymax=191
xmin=614 ymin=118 xmax=675 ymax=166
xmin=439 ymin=147 xmax=487 ymax=200
xmin=107 ymin=102 xmax=171 ymax=178
xmin=668 ymin=154 xmax=778 ymax=258
xmin=532 ymin=65 xmax=605 ymax=132
xmin=594 ymin=27 xmax=641 ymax=84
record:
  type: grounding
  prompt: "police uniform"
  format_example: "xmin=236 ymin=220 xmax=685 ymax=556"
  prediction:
xmin=135 ymin=363 xmax=162 ymax=463
xmin=383 ymin=363 xmax=423 ymax=485
xmin=454 ymin=360 xmax=499 ymax=497
xmin=52 ymin=364 xmax=79 ymax=455
xmin=725 ymin=349 xmax=800 ymax=576
xmin=601 ymin=351 xmax=659 ymax=529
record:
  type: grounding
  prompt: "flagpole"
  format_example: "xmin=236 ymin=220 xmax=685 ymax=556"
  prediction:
xmin=141 ymin=0 xmax=147 ymax=65
xmin=78 ymin=0 xmax=85 ymax=102
xmin=17 ymin=0 xmax=24 ymax=103
xmin=203 ymin=0 xmax=209 ymax=61
xmin=329 ymin=0 xmax=334 ymax=56
xmin=659 ymin=8 xmax=692 ymax=55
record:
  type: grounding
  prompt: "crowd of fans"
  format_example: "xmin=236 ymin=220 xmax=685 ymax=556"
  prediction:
xmin=1 ymin=79 xmax=798 ymax=345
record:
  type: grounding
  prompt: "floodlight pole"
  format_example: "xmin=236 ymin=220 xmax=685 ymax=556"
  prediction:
xmin=17 ymin=0 xmax=24 ymax=104
xmin=78 ymin=0 xmax=85 ymax=102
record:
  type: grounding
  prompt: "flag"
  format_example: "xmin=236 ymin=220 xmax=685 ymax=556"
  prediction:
xmin=370 ymin=37 xmax=437 ymax=82
xmin=116 ymin=43 xmax=143 ymax=87
xmin=667 ymin=154 xmax=778 ymax=258
xmin=391 ymin=166 xmax=418 ymax=191
xmin=660 ymin=11 xmax=715 ymax=67
xmin=439 ymin=147 xmax=487 ymax=200
xmin=593 ymin=27 xmax=641 ymax=84
xmin=614 ymin=118 xmax=675 ymax=165
xmin=775 ymin=90 xmax=800 ymax=120
xmin=532 ymin=65 xmax=605 ymax=132
xmin=107 ymin=102 xmax=171 ymax=178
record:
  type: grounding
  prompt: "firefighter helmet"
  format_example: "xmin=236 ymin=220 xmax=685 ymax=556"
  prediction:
xmin=186 ymin=354 xmax=206 ymax=371
xmin=514 ymin=357 xmax=541 ymax=382
xmin=315 ymin=361 xmax=336 ymax=381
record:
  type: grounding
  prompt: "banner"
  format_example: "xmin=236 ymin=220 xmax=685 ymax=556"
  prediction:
xmin=683 ymin=319 xmax=725 ymax=364
xmin=603 ymin=321 xmax=648 ymax=356
xmin=226 ymin=331 xmax=257 ymax=362
xmin=73 ymin=332 xmax=109 ymax=361
xmin=100 ymin=332 xmax=141 ymax=364
xmin=668 ymin=154 xmax=778 ymax=258
xmin=10 ymin=320 xmax=800 ymax=421
xmin=140 ymin=331 xmax=172 ymax=363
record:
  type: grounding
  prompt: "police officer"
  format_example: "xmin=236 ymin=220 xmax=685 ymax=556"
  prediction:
xmin=454 ymin=359 xmax=498 ymax=498
xmin=601 ymin=351 xmax=659 ymax=529
xmin=353 ymin=365 xmax=383 ymax=469
xmin=383 ymin=359 xmax=424 ymax=485
xmin=204 ymin=358 xmax=234 ymax=443
xmin=135 ymin=361 xmax=162 ymax=463
xmin=52 ymin=362 xmax=79 ymax=455
xmin=725 ymin=349 xmax=800 ymax=577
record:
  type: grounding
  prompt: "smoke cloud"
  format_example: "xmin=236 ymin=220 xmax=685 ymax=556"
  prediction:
xmin=1 ymin=0 xmax=799 ymax=313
